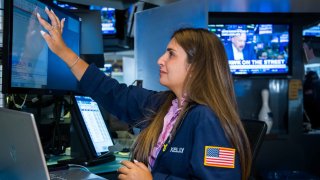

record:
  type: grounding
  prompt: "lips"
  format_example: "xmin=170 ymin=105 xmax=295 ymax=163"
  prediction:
xmin=160 ymin=70 xmax=167 ymax=74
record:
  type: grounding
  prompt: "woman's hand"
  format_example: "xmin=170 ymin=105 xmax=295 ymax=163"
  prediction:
xmin=36 ymin=6 xmax=88 ymax=81
xmin=118 ymin=160 xmax=152 ymax=180
xmin=36 ymin=7 xmax=68 ymax=58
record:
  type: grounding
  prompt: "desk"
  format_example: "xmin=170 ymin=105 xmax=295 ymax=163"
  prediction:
xmin=87 ymin=154 xmax=128 ymax=174
xmin=47 ymin=153 xmax=129 ymax=179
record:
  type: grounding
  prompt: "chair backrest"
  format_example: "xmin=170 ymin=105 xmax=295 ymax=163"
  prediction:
xmin=241 ymin=119 xmax=267 ymax=162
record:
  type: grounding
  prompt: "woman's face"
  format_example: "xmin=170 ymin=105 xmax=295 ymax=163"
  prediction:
xmin=157 ymin=38 xmax=190 ymax=97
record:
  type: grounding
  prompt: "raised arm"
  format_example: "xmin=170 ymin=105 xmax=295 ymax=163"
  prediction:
xmin=36 ymin=7 xmax=164 ymax=125
xmin=36 ymin=6 xmax=88 ymax=81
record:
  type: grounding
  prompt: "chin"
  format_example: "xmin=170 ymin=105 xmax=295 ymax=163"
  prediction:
xmin=159 ymin=80 xmax=168 ymax=88
xmin=159 ymin=80 xmax=165 ymax=86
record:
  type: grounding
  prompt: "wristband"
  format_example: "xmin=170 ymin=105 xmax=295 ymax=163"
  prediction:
xmin=70 ymin=56 xmax=80 ymax=69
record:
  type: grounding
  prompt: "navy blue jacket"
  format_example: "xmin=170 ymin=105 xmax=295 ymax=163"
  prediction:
xmin=79 ymin=64 xmax=241 ymax=179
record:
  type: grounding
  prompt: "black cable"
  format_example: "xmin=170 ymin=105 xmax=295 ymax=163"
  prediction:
xmin=50 ymin=96 xmax=65 ymax=155
xmin=35 ymin=95 xmax=42 ymax=124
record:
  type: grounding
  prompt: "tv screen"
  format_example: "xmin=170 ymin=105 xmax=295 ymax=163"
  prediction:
xmin=90 ymin=5 xmax=117 ymax=35
xmin=52 ymin=0 xmax=78 ymax=10
xmin=303 ymin=25 xmax=320 ymax=37
xmin=208 ymin=23 xmax=290 ymax=76
xmin=3 ymin=0 xmax=81 ymax=94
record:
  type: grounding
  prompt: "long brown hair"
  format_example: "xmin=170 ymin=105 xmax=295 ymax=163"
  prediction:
xmin=131 ymin=28 xmax=252 ymax=180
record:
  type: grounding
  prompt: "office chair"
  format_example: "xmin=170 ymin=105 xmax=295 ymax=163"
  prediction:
xmin=241 ymin=119 xmax=268 ymax=179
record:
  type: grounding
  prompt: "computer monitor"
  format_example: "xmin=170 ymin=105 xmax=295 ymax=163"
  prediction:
xmin=69 ymin=95 xmax=115 ymax=164
xmin=2 ymin=0 xmax=81 ymax=95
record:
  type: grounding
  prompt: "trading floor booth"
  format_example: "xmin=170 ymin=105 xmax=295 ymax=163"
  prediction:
xmin=1 ymin=0 xmax=320 ymax=179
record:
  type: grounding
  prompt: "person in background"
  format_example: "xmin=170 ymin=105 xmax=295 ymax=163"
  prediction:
xmin=303 ymin=40 xmax=320 ymax=85
xmin=303 ymin=71 xmax=320 ymax=129
xmin=258 ymin=50 xmax=268 ymax=60
xmin=37 ymin=7 xmax=252 ymax=180
xmin=303 ymin=41 xmax=320 ymax=64
xmin=225 ymin=30 xmax=256 ymax=61
xmin=266 ymin=46 xmax=274 ymax=59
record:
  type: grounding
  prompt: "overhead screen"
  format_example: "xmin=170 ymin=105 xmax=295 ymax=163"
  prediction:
xmin=208 ymin=23 xmax=290 ymax=76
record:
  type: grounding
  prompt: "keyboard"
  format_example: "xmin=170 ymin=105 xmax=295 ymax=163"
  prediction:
xmin=49 ymin=168 xmax=107 ymax=180
xmin=49 ymin=172 xmax=67 ymax=180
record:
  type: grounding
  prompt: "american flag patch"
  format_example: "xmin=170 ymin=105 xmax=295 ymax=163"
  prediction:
xmin=204 ymin=146 xmax=235 ymax=168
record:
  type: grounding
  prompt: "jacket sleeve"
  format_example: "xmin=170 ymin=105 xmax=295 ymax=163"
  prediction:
xmin=78 ymin=64 xmax=160 ymax=125
xmin=189 ymin=106 xmax=241 ymax=180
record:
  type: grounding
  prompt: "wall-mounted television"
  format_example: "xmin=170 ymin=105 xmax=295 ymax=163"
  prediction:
xmin=303 ymin=24 xmax=320 ymax=37
xmin=3 ymin=0 xmax=81 ymax=95
xmin=90 ymin=5 xmax=117 ymax=36
xmin=53 ymin=0 xmax=78 ymax=10
xmin=209 ymin=13 xmax=292 ymax=77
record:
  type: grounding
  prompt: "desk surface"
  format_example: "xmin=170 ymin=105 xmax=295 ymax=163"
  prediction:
xmin=88 ymin=155 xmax=128 ymax=174
xmin=47 ymin=153 xmax=129 ymax=174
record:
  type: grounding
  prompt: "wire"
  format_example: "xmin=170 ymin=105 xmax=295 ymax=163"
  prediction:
xmin=67 ymin=164 xmax=90 ymax=172
xmin=11 ymin=94 xmax=27 ymax=109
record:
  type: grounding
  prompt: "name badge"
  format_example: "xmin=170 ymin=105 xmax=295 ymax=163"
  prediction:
xmin=170 ymin=147 xmax=184 ymax=154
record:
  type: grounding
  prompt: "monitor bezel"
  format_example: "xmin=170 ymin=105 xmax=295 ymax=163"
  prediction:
xmin=2 ymin=0 xmax=82 ymax=95
xmin=208 ymin=12 xmax=293 ymax=78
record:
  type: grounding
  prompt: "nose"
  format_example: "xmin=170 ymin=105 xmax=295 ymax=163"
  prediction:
xmin=157 ymin=54 xmax=165 ymax=66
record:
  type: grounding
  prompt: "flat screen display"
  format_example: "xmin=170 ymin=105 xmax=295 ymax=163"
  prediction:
xmin=74 ymin=95 xmax=114 ymax=157
xmin=90 ymin=5 xmax=117 ymax=35
xmin=303 ymin=25 xmax=320 ymax=37
xmin=3 ymin=0 xmax=81 ymax=94
xmin=208 ymin=24 xmax=290 ymax=76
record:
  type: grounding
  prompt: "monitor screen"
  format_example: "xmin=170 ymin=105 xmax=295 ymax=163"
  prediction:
xmin=303 ymin=25 xmax=320 ymax=37
xmin=208 ymin=23 xmax=290 ymax=76
xmin=90 ymin=5 xmax=117 ymax=35
xmin=303 ymin=38 xmax=320 ymax=76
xmin=52 ymin=0 xmax=78 ymax=10
xmin=2 ymin=0 xmax=81 ymax=94
xmin=305 ymin=64 xmax=320 ymax=76
xmin=72 ymin=95 xmax=114 ymax=157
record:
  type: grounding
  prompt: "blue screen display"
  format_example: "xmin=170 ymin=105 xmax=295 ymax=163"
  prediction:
xmin=303 ymin=25 xmax=320 ymax=37
xmin=90 ymin=5 xmax=117 ymax=35
xmin=4 ymin=0 xmax=81 ymax=94
xmin=208 ymin=24 xmax=290 ymax=75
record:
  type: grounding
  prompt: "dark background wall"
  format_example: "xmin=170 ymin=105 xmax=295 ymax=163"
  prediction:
xmin=135 ymin=2 xmax=320 ymax=176
xmin=224 ymin=13 xmax=320 ymax=178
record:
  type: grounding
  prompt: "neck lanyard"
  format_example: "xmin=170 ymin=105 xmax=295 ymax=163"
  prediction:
xmin=161 ymin=103 xmax=195 ymax=152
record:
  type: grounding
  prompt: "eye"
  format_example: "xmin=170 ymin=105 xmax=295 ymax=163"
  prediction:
xmin=168 ymin=51 xmax=174 ymax=58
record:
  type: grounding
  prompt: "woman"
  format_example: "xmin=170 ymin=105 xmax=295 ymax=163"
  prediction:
xmin=37 ymin=7 xmax=251 ymax=180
